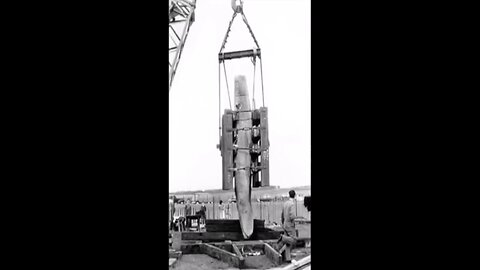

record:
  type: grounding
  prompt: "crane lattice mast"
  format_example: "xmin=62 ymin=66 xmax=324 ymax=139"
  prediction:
xmin=169 ymin=0 xmax=196 ymax=91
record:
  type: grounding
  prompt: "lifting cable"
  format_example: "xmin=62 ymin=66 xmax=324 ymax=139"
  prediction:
xmin=219 ymin=11 xmax=238 ymax=54
xmin=222 ymin=61 xmax=233 ymax=110
xmin=259 ymin=57 xmax=265 ymax=107
xmin=218 ymin=63 xmax=221 ymax=140
xmin=252 ymin=56 xmax=256 ymax=110
xmin=218 ymin=2 xmax=266 ymax=141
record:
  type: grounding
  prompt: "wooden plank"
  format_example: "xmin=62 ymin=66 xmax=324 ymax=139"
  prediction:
xmin=206 ymin=219 xmax=265 ymax=232
xmin=211 ymin=239 xmax=277 ymax=250
xmin=206 ymin=219 xmax=265 ymax=226
xmin=201 ymin=243 xmax=244 ymax=268
xmin=264 ymin=243 xmax=282 ymax=266
xmin=221 ymin=240 xmax=233 ymax=253
xmin=252 ymin=229 xmax=282 ymax=240
xmin=169 ymin=250 xmax=182 ymax=258
xmin=180 ymin=242 xmax=203 ymax=254
xmin=182 ymin=231 xmax=244 ymax=241
xmin=181 ymin=229 xmax=281 ymax=241
xmin=207 ymin=225 xmax=270 ymax=232
xmin=280 ymin=255 xmax=311 ymax=270
xmin=231 ymin=243 xmax=244 ymax=260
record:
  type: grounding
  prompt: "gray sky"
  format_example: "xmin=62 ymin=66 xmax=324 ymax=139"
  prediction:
xmin=169 ymin=0 xmax=310 ymax=192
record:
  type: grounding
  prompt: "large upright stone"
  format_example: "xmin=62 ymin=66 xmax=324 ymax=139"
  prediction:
xmin=233 ymin=75 xmax=254 ymax=239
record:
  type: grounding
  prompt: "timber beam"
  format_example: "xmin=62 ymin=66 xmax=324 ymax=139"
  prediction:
xmin=181 ymin=229 xmax=281 ymax=242
xmin=201 ymin=243 xmax=245 ymax=268
xmin=264 ymin=243 xmax=282 ymax=266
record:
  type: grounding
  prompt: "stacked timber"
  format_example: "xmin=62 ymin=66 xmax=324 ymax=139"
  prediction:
xmin=206 ymin=219 xmax=264 ymax=232
xmin=183 ymin=219 xmax=281 ymax=242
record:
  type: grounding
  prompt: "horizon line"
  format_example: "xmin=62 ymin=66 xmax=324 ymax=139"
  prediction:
xmin=169 ymin=184 xmax=311 ymax=194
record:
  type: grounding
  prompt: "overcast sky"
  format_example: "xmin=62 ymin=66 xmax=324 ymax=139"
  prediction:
xmin=169 ymin=0 xmax=310 ymax=192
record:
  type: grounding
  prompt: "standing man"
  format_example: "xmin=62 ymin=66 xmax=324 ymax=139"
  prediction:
xmin=218 ymin=200 xmax=226 ymax=219
xmin=281 ymin=190 xmax=303 ymax=237
xmin=225 ymin=202 xmax=231 ymax=219
xmin=184 ymin=200 xmax=192 ymax=228
xmin=280 ymin=190 xmax=304 ymax=262
xmin=169 ymin=198 xmax=175 ymax=231
xmin=185 ymin=199 xmax=192 ymax=216
xmin=200 ymin=202 xmax=207 ymax=225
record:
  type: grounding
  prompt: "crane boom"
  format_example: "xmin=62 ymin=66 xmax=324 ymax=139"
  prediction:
xmin=169 ymin=0 xmax=196 ymax=91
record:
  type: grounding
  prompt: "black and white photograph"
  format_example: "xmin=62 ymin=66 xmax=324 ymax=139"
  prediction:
xmin=169 ymin=0 xmax=311 ymax=269
xmin=5 ymin=1 xmax=474 ymax=269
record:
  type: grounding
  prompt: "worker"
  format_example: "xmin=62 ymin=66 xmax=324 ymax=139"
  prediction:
xmin=304 ymin=196 xmax=311 ymax=220
xmin=304 ymin=196 xmax=311 ymax=211
xmin=177 ymin=216 xmax=186 ymax=232
xmin=199 ymin=202 xmax=207 ymax=225
xmin=218 ymin=200 xmax=226 ymax=219
xmin=185 ymin=199 xmax=192 ymax=216
xmin=225 ymin=202 xmax=231 ymax=219
xmin=184 ymin=200 xmax=193 ymax=228
xmin=280 ymin=190 xmax=305 ymax=262
xmin=281 ymin=190 xmax=305 ymax=236
xmin=169 ymin=198 xmax=175 ymax=231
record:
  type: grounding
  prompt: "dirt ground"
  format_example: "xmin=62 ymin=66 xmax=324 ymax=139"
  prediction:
xmin=169 ymin=229 xmax=310 ymax=269
xmin=243 ymin=255 xmax=277 ymax=269
xmin=173 ymin=254 xmax=289 ymax=270
xmin=290 ymin=247 xmax=311 ymax=261
xmin=172 ymin=252 xmax=311 ymax=270
xmin=172 ymin=254 xmax=234 ymax=270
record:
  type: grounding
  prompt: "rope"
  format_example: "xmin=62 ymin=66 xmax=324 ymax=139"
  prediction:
xmin=260 ymin=58 xmax=265 ymax=107
xmin=218 ymin=6 xmax=265 ymax=123
xmin=252 ymin=55 xmax=257 ymax=110
xmin=222 ymin=61 xmax=233 ymax=110
xmin=218 ymin=63 xmax=221 ymax=140
xmin=219 ymin=11 xmax=238 ymax=54
xmin=240 ymin=12 xmax=260 ymax=49
xmin=219 ymin=10 xmax=260 ymax=55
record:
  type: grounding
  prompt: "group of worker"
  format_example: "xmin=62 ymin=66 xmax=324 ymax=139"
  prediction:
xmin=217 ymin=200 xmax=232 ymax=219
xmin=169 ymin=199 xmax=208 ymax=231
xmin=168 ymin=190 xmax=310 ymax=237
xmin=169 ymin=199 xmax=237 ymax=231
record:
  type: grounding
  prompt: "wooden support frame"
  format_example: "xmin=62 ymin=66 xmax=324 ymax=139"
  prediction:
xmin=169 ymin=249 xmax=182 ymax=258
xmin=205 ymin=219 xmax=264 ymax=232
xmin=231 ymin=243 xmax=244 ymax=260
xmin=201 ymin=243 xmax=245 ymax=268
xmin=280 ymin=255 xmax=311 ymax=270
xmin=179 ymin=238 xmax=313 ymax=269
xmin=212 ymin=239 xmax=278 ymax=250
xmin=181 ymin=229 xmax=281 ymax=242
xmin=169 ymin=258 xmax=177 ymax=268
xmin=180 ymin=239 xmax=293 ymax=267
xmin=180 ymin=243 xmax=201 ymax=254
xmin=264 ymin=243 xmax=282 ymax=266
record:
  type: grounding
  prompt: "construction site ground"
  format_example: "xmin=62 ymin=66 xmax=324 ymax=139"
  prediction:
xmin=173 ymin=248 xmax=310 ymax=270
xmin=170 ymin=230 xmax=310 ymax=269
